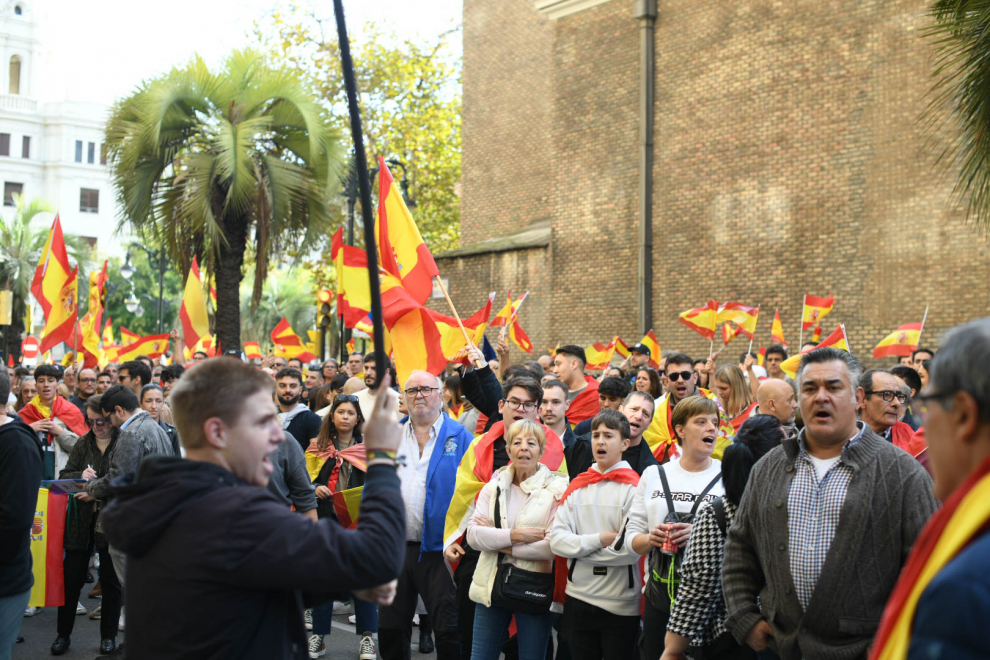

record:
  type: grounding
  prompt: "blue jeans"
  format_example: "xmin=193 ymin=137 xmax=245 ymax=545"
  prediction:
xmin=312 ymin=595 xmax=378 ymax=636
xmin=0 ymin=588 xmax=31 ymax=660
xmin=471 ymin=602 xmax=553 ymax=660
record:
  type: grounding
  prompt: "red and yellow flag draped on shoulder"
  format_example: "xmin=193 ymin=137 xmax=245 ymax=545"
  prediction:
xmin=565 ymin=376 xmax=601 ymax=426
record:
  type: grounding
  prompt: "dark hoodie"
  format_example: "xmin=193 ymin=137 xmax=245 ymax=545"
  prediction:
xmin=102 ymin=454 xmax=404 ymax=660
xmin=0 ymin=416 xmax=42 ymax=598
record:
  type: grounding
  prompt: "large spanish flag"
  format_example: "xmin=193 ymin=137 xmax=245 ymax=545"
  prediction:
xmin=771 ymin=309 xmax=787 ymax=347
xmin=427 ymin=292 xmax=495 ymax=364
xmin=39 ymin=266 xmax=78 ymax=355
xmin=331 ymin=227 xmax=372 ymax=328
xmin=271 ymin=318 xmax=317 ymax=363
xmin=120 ymin=326 xmax=140 ymax=346
xmin=376 ymin=157 xmax=439 ymax=305
xmin=380 ymin=271 xmax=446 ymax=387
xmin=679 ymin=300 xmax=719 ymax=341
xmin=719 ymin=303 xmax=759 ymax=340
xmin=779 ymin=324 xmax=849 ymax=378
xmin=801 ymin=294 xmax=834 ymax=330
xmin=870 ymin=455 xmax=990 ymax=660
xmin=872 ymin=322 xmax=924 ymax=359
xmin=29 ymin=487 xmax=68 ymax=607
xmin=116 ymin=333 xmax=171 ymax=362
xmin=179 ymin=256 xmax=211 ymax=351
xmin=102 ymin=318 xmax=114 ymax=347
xmin=508 ymin=319 xmax=534 ymax=353
xmin=443 ymin=420 xmax=566 ymax=551
xmin=30 ymin=215 xmax=71 ymax=321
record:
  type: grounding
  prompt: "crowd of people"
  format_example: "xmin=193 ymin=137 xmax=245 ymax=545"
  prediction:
xmin=1 ymin=318 xmax=988 ymax=660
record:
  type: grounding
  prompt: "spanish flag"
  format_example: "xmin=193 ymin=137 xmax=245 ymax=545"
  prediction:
xmin=779 ymin=325 xmax=849 ymax=378
xmin=78 ymin=262 xmax=108 ymax=368
xmin=271 ymin=318 xmax=317 ymax=363
xmin=102 ymin=318 xmax=114 ymax=347
xmin=179 ymin=256 xmax=211 ymax=351
xmin=801 ymin=294 xmax=834 ymax=330
xmin=679 ymin=300 xmax=719 ymax=341
xmin=30 ymin=215 xmax=71 ymax=321
xmin=636 ymin=330 xmax=662 ymax=369
xmin=812 ymin=325 xmax=823 ymax=343
xmin=722 ymin=322 xmax=742 ymax=346
xmin=376 ymin=157 xmax=439 ymax=305
xmin=120 ymin=326 xmax=140 ymax=346
xmin=29 ymin=487 xmax=68 ymax=607
xmin=380 ymin=271 xmax=446 ymax=386
xmin=566 ymin=376 xmax=601 ymax=425
xmin=508 ymin=319 xmax=534 ymax=353
xmin=243 ymin=342 xmax=263 ymax=360
xmin=116 ymin=333 xmax=171 ymax=362
xmin=428 ymin=293 xmax=495 ymax=364
xmin=585 ymin=336 xmax=628 ymax=370
xmin=771 ymin=309 xmax=787 ymax=347
xmin=872 ymin=322 xmax=924 ymax=359
xmin=443 ymin=421 xmax=566 ymax=551
xmin=758 ymin=346 xmax=766 ymax=367
xmin=490 ymin=291 xmax=527 ymax=327
xmin=38 ymin=266 xmax=78 ymax=355
xmin=331 ymin=227 xmax=372 ymax=328
xmin=717 ymin=302 xmax=760 ymax=340
xmin=333 ymin=486 xmax=364 ymax=530
xmin=870 ymin=455 xmax=990 ymax=660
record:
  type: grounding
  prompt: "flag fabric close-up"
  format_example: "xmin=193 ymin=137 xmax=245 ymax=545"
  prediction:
xmin=29 ymin=487 xmax=67 ymax=607
xmin=717 ymin=302 xmax=760 ymax=340
xmin=873 ymin=322 xmax=924 ymax=359
xmin=679 ymin=300 xmax=719 ymax=341
xmin=331 ymin=227 xmax=373 ymax=328
xmin=636 ymin=330 xmax=661 ymax=369
xmin=428 ymin=292 xmax=495 ymax=364
xmin=179 ymin=256 xmax=211 ymax=351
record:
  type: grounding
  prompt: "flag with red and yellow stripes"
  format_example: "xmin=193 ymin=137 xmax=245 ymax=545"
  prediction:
xmin=636 ymin=330 xmax=662 ymax=369
xmin=380 ymin=271 xmax=446 ymax=386
xmin=718 ymin=302 xmax=759 ymax=340
xmin=38 ymin=267 xmax=78 ymax=355
xmin=802 ymin=294 xmax=834 ymax=330
xmin=428 ymin=293 xmax=495 ymax=364
xmin=679 ymin=300 xmax=719 ymax=340
xmin=30 ymin=215 xmax=71 ymax=321
xmin=585 ymin=336 xmax=628 ymax=370
xmin=271 ymin=318 xmax=317 ymax=363
xmin=179 ymin=256 xmax=210 ymax=351
xmin=872 ymin=322 xmax=924 ymax=359
xmin=243 ymin=342 xmax=263 ymax=360
xmin=116 ymin=334 xmax=171 ymax=362
xmin=722 ymin=323 xmax=742 ymax=346
xmin=331 ymin=227 xmax=372 ymax=328
xmin=779 ymin=325 xmax=849 ymax=378
xmin=120 ymin=326 xmax=140 ymax=346
xmin=771 ymin=309 xmax=787 ymax=347
xmin=28 ymin=487 xmax=68 ymax=607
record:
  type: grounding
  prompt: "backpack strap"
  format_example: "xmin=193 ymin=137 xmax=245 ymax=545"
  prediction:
xmin=493 ymin=485 xmax=502 ymax=529
xmin=689 ymin=473 xmax=723 ymax=517
xmin=711 ymin=497 xmax=727 ymax=536
xmin=657 ymin=465 xmax=677 ymax=516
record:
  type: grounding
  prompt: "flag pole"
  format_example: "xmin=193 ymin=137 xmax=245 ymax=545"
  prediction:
xmin=434 ymin=276 xmax=486 ymax=369
xmin=333 ymin=0 xmax=386 ymax=389
xmin=916 ymin=305 xmax=931 ymax=346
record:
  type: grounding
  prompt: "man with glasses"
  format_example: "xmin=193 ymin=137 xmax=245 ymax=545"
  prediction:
xmin=643 ymin=352 xmax=734 ymax=463
xmin=379 ymin=370 xmax=474 ymax=660
xmin=858 ymin=369 xmax=926 ymax=457
xmin=69 ymin=368 xmax=98 ymax=414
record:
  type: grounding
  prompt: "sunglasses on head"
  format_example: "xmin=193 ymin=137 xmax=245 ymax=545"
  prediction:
xmin=666 ymin=370 xmax=693 ymax=382
xmin=334 ymin=394 xmax=359 ymax=403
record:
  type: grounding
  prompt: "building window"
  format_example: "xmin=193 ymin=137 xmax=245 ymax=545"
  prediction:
xmin=87 ymin=142 xmax=95 ymax=164
xmin=4 ymin=182 xmax=23 ymax=206
xmin=75 ymin=140 xmax=83 ymax=163
xmin=22 ymin=136 xmax=30 ymax=159
xmin=80 ymin=188 xmax=99 ymax=213
xmin=0 ymin=134 xmax=9 ymax=157
xmin=14 ymin=5 xmax=22 ymax=15
xmin=8 ymin=56 xmax=21 ymax=95
xmin=100 ymin=143 xmax=107 ymax=165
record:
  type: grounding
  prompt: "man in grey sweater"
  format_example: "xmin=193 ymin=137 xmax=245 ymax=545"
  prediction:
xmin=722 ymin=348 xmax=937 ymax=660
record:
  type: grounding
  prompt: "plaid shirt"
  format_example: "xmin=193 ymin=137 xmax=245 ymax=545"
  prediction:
xmin=787 ymin=422 xmax=866 ymax=610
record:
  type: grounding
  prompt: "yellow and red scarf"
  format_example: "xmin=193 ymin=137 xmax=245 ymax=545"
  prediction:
xmin=870 ymin=455 xmax=990 ymax=660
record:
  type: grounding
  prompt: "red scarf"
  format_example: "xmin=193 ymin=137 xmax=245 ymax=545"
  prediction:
xmin=565 ymin=376 xmax=600 ymax=425
xmin=18 ymin=395 xmax=88 ymax=440
xmin=890 ymin=421 xmax=926 ymax=457
xmin=470 ymin=420 xmax=565 ymax=482
xmin=553 ymin=465 xmax=641 ymax=604
xmin=870 ymin=455 xmax=990 ymax=659
xmin=731 ymin=401 xmax=759 ymax=432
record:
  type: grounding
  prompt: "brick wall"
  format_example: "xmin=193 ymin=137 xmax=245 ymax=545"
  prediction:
xmin=450 ymin=0 xmax=990 ymax=367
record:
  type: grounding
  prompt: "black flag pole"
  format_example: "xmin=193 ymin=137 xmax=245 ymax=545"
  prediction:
xmin=333 ymin=0 xmax=387 ymax=391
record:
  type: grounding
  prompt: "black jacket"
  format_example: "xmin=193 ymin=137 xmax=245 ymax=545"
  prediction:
xmin=158 ymin=419 xmax=180 ymax=456
xmin=101 ymin=455 xmax=404 ymax=660
xmin=60 ymin=430 xmax=118 ymax=551
xmin=286 ymin=409 xmax=323 ymax=452
xmin=568 ymin=435 xmax=658 ymax=478
xmin=461 ymin=365 xmax=503 ymax=433
xmin=0 ymin=416 xmax=43 ymax=597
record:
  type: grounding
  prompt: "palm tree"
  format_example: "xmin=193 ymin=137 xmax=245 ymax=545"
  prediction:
xmin=104 ymin=49 xmax=346 ymax=350
xmin=0 ymin=195 xmax=92 ymax=360
xmin=928 ymin=0 xmax=990 ymax=233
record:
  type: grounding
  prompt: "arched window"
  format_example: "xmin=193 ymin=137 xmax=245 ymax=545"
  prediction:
xmin=14 ymin=5 xmax=23 ymax=15
xmin=9 ymin=56 xmax=21 ymax=95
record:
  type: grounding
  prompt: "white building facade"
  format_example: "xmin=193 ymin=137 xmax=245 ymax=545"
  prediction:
xmin=0 ymin=0 xmax=123 ymax=255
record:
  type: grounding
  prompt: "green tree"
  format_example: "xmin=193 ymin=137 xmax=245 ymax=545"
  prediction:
xmin=238 ymin=267 xmax=317 ymax=349
xmin=0 ymin=195 xmax=93 ymax=360
xmin=928 ymin=0 xmax=990 ymax=233
xmin=104 ymin=49 xmax=347 ymax=351
xmin=102 ymin=251 xmax=184 ymax=338
xmin=254 ymin=5 xmax=462 ymax=287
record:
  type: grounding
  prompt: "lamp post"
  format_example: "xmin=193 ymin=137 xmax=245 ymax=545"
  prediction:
xmin=339 ymin=159 xmax=415 ymax=361
xmin=120 ymin=244 xmax=170 ymax=334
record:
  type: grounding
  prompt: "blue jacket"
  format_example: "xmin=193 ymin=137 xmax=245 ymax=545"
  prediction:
xmin=908 ymin=529 xmax=990 ymax=660
xmin=401 ymin=412 xmax=474 ymax=553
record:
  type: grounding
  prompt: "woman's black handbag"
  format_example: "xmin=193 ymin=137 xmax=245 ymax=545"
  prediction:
xmin=489 ymin=486 xmax=555 ymax=615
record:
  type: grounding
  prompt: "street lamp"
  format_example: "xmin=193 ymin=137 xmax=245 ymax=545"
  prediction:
xmin=125 ymin=293 xmax=140 ymax=314
xmin=119 ymin=254 xmax=135 ymax=280
xmin=121 ymin=244 xmax=171 ymax=334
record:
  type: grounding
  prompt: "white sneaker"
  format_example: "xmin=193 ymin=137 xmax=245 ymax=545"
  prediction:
xmin=304 ymin=608 xmax=313 ymax=631
xmin=76 ymin=601 xmax=87 ymax=616
xmin=412 ymin=613 xmax=419 ymax=626
xmin=23 ymin=606 xmax=38 ymax=617
xmin=89 ymin=553 xmax=100 ymax=570
xmin=359 ymin=632 xmax=376 ymax=660
xmin=307 ymin=634 xmax=326 ymax=658
xmin=332 ymin=600 xmax=353 ymax=614
xmin=118 ymin=606 xmax=125 ymax=632
xmin=348 ymin=615 xmax=356 ymax=624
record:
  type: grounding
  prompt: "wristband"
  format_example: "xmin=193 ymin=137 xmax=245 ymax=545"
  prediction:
xmin=366 ymin=449 xmax=398 ymax=462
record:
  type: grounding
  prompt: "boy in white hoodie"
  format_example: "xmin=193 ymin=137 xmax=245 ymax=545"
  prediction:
xmin=550 ymin=409 xmax=642 ymax=660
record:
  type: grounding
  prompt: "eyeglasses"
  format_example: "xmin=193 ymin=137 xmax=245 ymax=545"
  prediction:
xmin=666 ymin=370 xmax=693 ymax=382
xmin=404 ymin=386 xmax=438 ymax=398
xmin=864 ymin=389 xmax=908 ymax=404
xmin=79 ymin=378 xmax=97 ymax=383
xmin=503 ymin=398 xmax=538 ymax=412
xmin=87 ymin=418 xmax=109 ymax=427
xmin=334 ymin=394 xmax=359 ymax=403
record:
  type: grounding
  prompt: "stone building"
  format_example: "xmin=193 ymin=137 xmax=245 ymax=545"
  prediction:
xmin=432 ymin=0 xmax=990 ymax=363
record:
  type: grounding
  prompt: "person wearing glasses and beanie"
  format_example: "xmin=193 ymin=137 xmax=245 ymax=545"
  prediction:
xmin=50 ymin=395 xmax=123 ymax=656
xmin=305 ymin=394 xmax=378 ymax=659
xmin=858 ymin=369 xmax=927 ymax=457
xmin=643 ymin=353 xmax=734 ymax=464
xmin=378 ymin=371 xmax=475 ymax=660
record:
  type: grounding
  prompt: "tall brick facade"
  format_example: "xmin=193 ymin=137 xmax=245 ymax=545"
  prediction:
xmin=433 ymin=0 xmax=990 ymax=365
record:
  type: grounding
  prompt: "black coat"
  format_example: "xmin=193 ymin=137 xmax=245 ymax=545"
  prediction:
xmin=461 ymin=365 xmax=503 ymax=433
xmin=312 ymin=436 xmax=367 ymax=521
xmin=60 ymin=430 xmax=118 ymax=551
xmin=286 ymin=409 xmax=323 ymax=452
xmin=0 ymin=416 xmax=42 ymax=598
xmin=101 ymin=455 xmax=404 ymax=660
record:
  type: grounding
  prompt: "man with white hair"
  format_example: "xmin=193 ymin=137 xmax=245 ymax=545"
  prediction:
xmin=378 ymin=370 xmax=475 ymax=660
